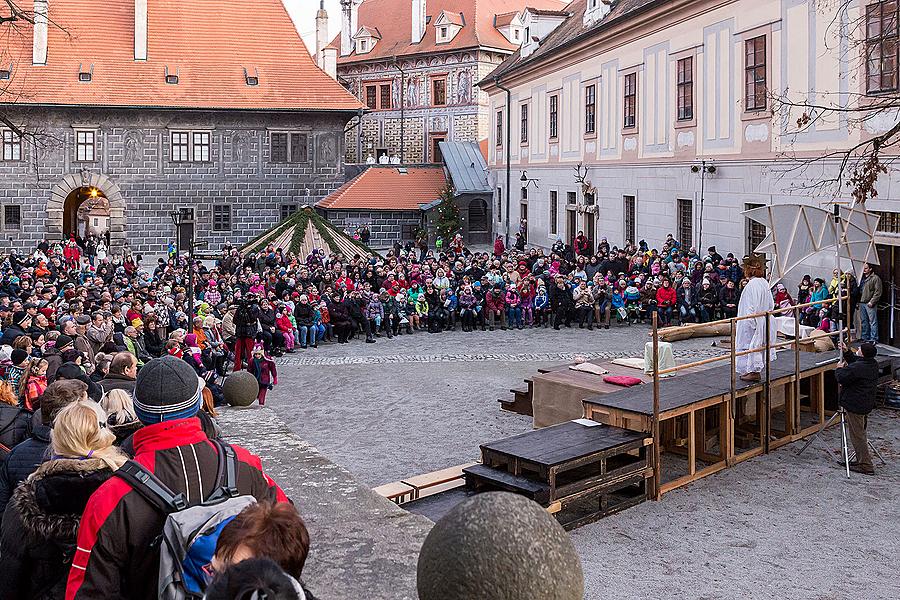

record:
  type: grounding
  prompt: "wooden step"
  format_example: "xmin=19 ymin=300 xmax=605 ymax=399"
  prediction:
xmin=463 ymin=464 xmax=550 ymax=504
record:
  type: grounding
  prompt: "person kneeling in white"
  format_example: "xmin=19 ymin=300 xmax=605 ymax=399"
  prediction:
xmin=735 ymin=254 xmax=777 ymax=382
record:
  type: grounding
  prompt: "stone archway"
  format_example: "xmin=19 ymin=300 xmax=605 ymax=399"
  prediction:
xmin=48 ymin=171 xmax=126 ymax=254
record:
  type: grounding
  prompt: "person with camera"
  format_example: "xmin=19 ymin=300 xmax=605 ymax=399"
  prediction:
xmin=232 ymin=294 xmax=260 ymax=371
xmin=835 ymin=341 xmax=879 ymax=475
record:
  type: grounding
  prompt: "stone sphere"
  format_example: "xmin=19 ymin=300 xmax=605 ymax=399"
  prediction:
xmin=417 ymin=492 xmax=584 ymax=600
xmin=222 ymin=370 xmax=259 ymax=407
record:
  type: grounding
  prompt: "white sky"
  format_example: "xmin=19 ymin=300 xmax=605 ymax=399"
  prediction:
xmin=283 ymin=0 xmax=344 ymax=54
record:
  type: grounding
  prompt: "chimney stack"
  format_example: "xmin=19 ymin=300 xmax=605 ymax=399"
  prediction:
xmin=135 ymin=0 xmax=148 ymax=61
xmin=340 ymin=0 xmax=360 ymax=57
xmin=315 ymin=1 xmax=329 ymax=70
xmin=411 ymin=0 xmax=426 ymax=44
xmin=32 ymin=0 xmax=48 ymax=65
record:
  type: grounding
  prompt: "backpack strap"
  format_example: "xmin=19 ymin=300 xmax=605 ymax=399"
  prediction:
xmin=115 ymin=459 xmax=188 ymax=513
xmin=205 ymin=439 xmax=239 ymax=503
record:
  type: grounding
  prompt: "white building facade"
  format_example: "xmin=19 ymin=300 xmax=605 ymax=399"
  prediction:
xmin=480 ymin=0 xmax=900 ymax=264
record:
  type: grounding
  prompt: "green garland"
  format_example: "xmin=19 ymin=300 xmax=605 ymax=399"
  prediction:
xmin=244 ymin=206 xmax=380 ymax=258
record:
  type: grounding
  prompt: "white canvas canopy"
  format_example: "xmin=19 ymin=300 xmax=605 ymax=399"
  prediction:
xmin=742 ymin=204 xmax=880 ymax=285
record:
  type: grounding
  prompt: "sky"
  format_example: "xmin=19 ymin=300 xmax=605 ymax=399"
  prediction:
xmin=283 ymin=0 xmax=344 ymax=54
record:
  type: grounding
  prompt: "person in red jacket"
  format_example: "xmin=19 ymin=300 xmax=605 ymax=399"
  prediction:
xmin=493 ymin=234 xmax=505 ymax=258
xmin=655 ymin=279 xmax=677 ymax=326
xmin=66 ymin=356 xmax=288 ymax=600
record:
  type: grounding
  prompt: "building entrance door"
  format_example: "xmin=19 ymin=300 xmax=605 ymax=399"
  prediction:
xmin=63 ymin=186 xmax=110 ymax=244
xmin=566 ymin=208 xmax=577 ymax=246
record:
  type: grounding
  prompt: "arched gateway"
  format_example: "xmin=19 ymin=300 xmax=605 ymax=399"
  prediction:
xmin=47 ymin=171 xmax=126 ymax=254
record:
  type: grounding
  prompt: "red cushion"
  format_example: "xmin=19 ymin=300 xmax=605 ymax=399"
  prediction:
xmin=603 ymin=375 xmax=644 ymax=387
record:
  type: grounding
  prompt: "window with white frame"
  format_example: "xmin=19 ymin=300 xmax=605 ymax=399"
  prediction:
xmin=171 ymin=132 xmax=190 ymax=162
xmin=75 ymin=130 xmax=96 ymax=162
xmin=2 ymin=130 xmax=21 ymax=161
xmin=171 ymin=131 xmax=212 ymax=162
xmin=192 ymin=131 xmax=211 ymax=162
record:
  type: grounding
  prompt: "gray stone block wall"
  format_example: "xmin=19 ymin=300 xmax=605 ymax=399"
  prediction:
xmin=0 ymin=106 xmax=354 ymax=254
xmin=323 ymin=209 xmax=422 ymax=248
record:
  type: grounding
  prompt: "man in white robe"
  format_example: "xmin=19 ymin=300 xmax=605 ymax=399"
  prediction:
xmin=735 ymin=254 xmax=778 ymax=381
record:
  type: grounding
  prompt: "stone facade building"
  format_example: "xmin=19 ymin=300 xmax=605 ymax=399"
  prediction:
xmin=0 ymin=0 xmax=362 ymax=255
xmin=323 ymin=0 xmax=567 ymax=165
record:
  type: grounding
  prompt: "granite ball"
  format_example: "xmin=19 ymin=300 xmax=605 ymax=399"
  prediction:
xmin=223 ymin=370 xmax=259 ymax=407
xmin=417 ymin=492 xmax=584 ymax=600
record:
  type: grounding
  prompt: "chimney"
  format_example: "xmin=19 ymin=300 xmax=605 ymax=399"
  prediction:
xmin=135 ymin=0 xmax=148 ymax=61
xmin=322 ymin=47 xmax=338 ymax=80
xmin=32 ymin=0 xmax=48 ymax=65
xmin=315 ymin=1 xmax=329 ymax=70
xmin=340 ymin=0 xmax=359 ymax=57
xmin=411 ymin=0 xmax=426 ymax=44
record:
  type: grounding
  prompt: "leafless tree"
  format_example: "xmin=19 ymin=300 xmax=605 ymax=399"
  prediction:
xmin=772 ymin=0 xmax=900 ymax=205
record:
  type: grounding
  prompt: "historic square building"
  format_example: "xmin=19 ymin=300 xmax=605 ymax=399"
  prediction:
xmin=0 ymin=0 xmax=363 ymax=255
xmin=323 ymin=0 xmax=568 ymax=164
xmin=481 ymin=0 xmax=900 ymax=263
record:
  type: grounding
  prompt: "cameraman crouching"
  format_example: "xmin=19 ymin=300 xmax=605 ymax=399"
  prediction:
xmin=835 ymin=342 xmax=879 ymax=475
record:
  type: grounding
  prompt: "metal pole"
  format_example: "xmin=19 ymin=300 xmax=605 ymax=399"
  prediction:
xmin=729 ymin=317 xmax=736 ymax=465
xmin=839 ymin=409 xmax=851 ymax=478
xmin=834 ymin=204 xmax=846 ymax=350
xmin=793 ymin=306 xmax=801 ymax=435
xmin=188 ymin=244 xmax=195 ymax=319
xmin=698 ymin=160 xmax=705 ymax=252
xmin=763 ymin=308 xmax=772 ymax=453
xmin=652 ymin=311 xmax=661 ymax=500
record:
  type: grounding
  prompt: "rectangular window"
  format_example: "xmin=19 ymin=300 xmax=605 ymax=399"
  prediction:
xmin=2 ymin=130 xmax=21 ymax=161
xmin=867 ymin=1 xmax=899 ymax=93
xmin=212 ymin=204 xmax=232 ymax=232
xmin=380 ymin=84 xmax=392 ymax=110
xmin=585 ymin=84 xmax=596 ymax=134
xmin=745 ymin=202 xmax=767 ymax=253
xmin=432 ymin=78 xmax=447 ymax=106
xmin=623 ymin=73 xmax=637 ymax=128
xmin=566 ymin=191 xmax=577 ymax=205
xmin=75 ymin=130 xmax=96 ymax=162
xmin=677 ymin=57 xmax=694 ymax=121
xmin=192 ymin=131 xmax=211 ymax=162
xmin=549 ymin=190 xmax=558 ymax=235
xmin=520 ymin=104 xmax=528 ymax=143
xmin=745 ymin=35 xmax=767 ymax=110
xmin=549 ymin=95 xmax=559 ymax=139
xmin=496 ymin=187 xmax=503 ymax=219
xmin=3 ymin=205 xmax=20 ymax=230
xmin=521 ymin=186 xmax=528 ymax=201
xmin=270 ymin=132 xmax=288 ymax=162
xmin=496 ymin=110 xmax=503 ymax=146
xmin=623 ymin=195 xmax=636 ymax=243
xmin=280 ymin=203 xmax=299 ymax=221
xmin=584 ymin=192 xmax=595 ymax=205
xmin=270 ymin=132 xmax=307 ymax=163
xmin=170 ymin=131 xmax=189 ymax=162
xmin=366 ymin=85 xmax=377 ymax=109
xmin=875 ymin=210 xmax=900 ymax=233
xmin=677 ymin=198 xmax=693 ymax=249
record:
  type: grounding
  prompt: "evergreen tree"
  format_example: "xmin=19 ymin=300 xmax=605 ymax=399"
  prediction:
xmin=434 ymin=184 xmax=461 ymax=242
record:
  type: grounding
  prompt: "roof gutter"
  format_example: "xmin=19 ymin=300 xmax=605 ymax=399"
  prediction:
xmin=493 ymin=75 xmax=512 ymax=248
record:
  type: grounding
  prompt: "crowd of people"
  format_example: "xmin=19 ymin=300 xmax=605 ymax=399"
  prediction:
xmin=0 ymin=225 xmax=885 ymax=598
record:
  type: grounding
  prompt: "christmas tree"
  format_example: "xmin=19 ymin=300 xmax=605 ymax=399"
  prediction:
xmin=434 ymin=184 xmax=461 ymax=241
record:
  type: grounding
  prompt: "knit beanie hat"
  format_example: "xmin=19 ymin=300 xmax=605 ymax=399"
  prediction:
xmin=56 ymin=334 xmax=75 ymax=350
xmin=133 ymin=355 xmax=204 ymax=424
xmin=10 ymin=348 xmax=28 ymax=365
xmin=12 ymin=310 xmax=29 ymax=326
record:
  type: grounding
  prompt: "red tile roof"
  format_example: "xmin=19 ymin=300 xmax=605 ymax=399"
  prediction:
xmin=334 ymin=0 xmax=568 ymax=64
xmin=317 ymin=166 xmax=448 ymax=211
xmin=0 ymin=0 xmax=364 ymax=111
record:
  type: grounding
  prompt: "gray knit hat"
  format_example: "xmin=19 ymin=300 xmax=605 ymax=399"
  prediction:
xmin=133 ymin=355 xmax=204 ymax=424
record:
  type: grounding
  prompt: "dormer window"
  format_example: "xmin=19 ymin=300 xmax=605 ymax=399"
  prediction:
xmin=514 ymin=29 xmax=520 ymax=41
xmin=244 ymin=67 xmax=259 ymax=86
xmin=165 ymin=66 xmax=179 ymax=85
xmin=360 ymin=39 xmax=368 ymax=52
xmin=440 ymin=26 xmax=448 ymax=39
xmin=77 ymin=63 xmax=93 ymax=82
xmin=0 ymin=68 xmax=11 ymax=80
xmin=435 ymin=11 xmax=463 ymax=43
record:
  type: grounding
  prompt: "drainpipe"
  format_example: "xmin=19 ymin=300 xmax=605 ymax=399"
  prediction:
xmin=394 ymin=57 xmax=407 ymax=164
xmin=494 ymin=75 xmax=512 ymax=247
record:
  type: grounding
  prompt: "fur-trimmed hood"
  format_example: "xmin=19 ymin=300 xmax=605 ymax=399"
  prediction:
xmin=10 ymin=458 xmax=113 ymax=543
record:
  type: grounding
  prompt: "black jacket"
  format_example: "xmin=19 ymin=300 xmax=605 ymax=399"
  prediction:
xmin=0 ymin=323 xmax=27 ymax=347
xmin=835 ymin=351 xmax=878 ymax=415
xmin=0 ymin=458 xmax=114 ymax=600
xmin=99 ymin=373 xmax=137 ymax=394
xmin=294 ymin=303 xmax=314 ymax=327
xmin=234 ymin=303 xmax=260 ymax=338
xmin=0 ymin=419 xmax=51 ymax=515
xmin=550 ymin=284 xmax=574 ymax=310
xmin=0 ymin=403 xmax=31 ymax=456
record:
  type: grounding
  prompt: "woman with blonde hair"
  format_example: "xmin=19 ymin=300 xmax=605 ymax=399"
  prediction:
xmin=100 ymin=388 xmax=142 ymax=445
xmin=1 ymin=400 xmax=126 ymax=598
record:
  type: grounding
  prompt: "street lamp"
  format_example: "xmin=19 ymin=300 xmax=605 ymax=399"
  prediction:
xmin=520 ymin=170 xmax=540 ymax=189
xmin=690 ymin=161 xmax=716 ymax=252
xmin=170 ymin=209 xmax=194 ymax=318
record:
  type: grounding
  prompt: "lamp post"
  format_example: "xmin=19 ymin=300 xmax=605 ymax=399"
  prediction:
xmin=690 ymin=160 xmax=716 ymax=252
xmin=170 ymin=209 xmax=194 ymax=319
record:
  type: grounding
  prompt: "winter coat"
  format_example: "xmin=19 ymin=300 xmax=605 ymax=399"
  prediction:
xmin=43 ymin=347 xmax=64 ymax=383
xmin=0 ymin=419 xmax=51 ymax=515
xmin=485 ymin=291 xmax=506 ymax=313
xmin=550 ymin=285 xmax=574 ymax=310
xmin=99 ymin=373 xmax=137 ymax=395
xmin=0 ymin=402 xmax=30 ymax=455
xmin=0 ymin=458 xmax=114 ymax=600
xmin=835 ymin=351 xmax=878 ymax=415
xmin=573 ymin=287 xmax=594 ymax=308
xmin=250 ymin=357 xmax=278 ymax=388
xmin=0 ymin=323 xmax=27 ymax=347
xmin=656 ymin=286 xmax=677 ymax=308
xmin=65 ymin=418 xmax=288 ymax=600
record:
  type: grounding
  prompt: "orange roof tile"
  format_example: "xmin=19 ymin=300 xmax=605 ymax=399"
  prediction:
xmin=317 ymin=166 xmax=447 ymax=211
xmin=0 ymin=0 xmax=364 ymax=111
xmin=334 ymin=0 xmax=568 ymax=64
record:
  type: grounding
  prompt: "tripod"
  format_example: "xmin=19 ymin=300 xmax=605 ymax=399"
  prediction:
xmin=797 ymin=406 xmax=887 ymax=476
